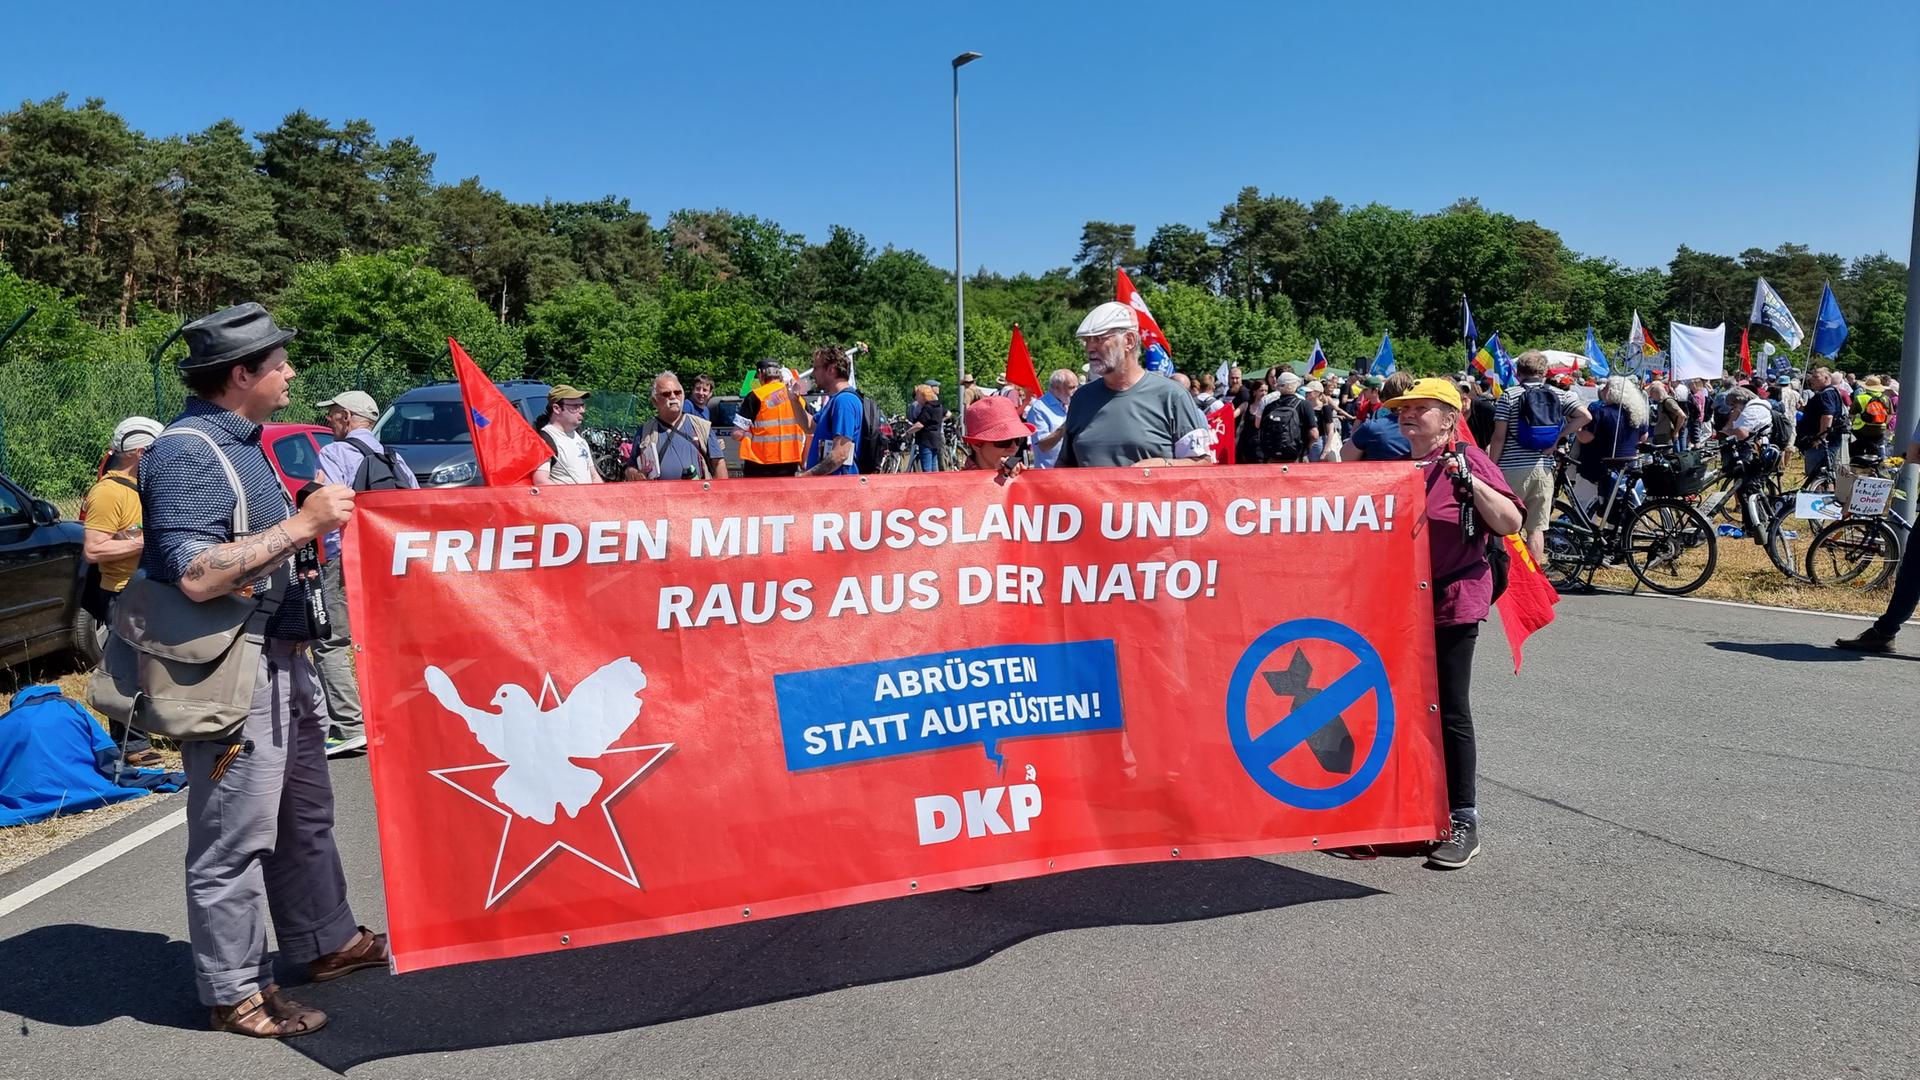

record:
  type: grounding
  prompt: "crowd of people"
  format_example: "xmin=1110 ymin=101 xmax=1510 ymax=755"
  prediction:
xmin=73 ymin=295 xmax=1915 ymax=1041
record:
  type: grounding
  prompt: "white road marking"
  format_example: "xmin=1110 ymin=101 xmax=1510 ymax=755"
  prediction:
xmin=0 ymin=808 xmax=187 ymax=920
xmin=1585 ymin=587 xmax=1907 ymax=624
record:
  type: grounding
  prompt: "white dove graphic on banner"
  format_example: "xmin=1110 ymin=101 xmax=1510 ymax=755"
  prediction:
xmin=426 ymin=657 xmax=649 ymax=824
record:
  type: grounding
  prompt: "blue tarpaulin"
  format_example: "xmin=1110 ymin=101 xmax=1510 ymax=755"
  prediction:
xmin=0 ymin=685 xmax=181 ymax=827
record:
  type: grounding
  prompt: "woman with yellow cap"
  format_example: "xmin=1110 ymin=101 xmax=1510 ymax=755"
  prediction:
xmin=1383 ymin=377 xmax=1524 ymax=868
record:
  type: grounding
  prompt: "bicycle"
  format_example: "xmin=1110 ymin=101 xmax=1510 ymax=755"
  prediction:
xmin=1543 ymin=448 xmax=1718 ymax=595
xmin=874 ymin=415 xmax=916 ymax=474
xmin=1807 ymin=469 xmax=1908 ymax=590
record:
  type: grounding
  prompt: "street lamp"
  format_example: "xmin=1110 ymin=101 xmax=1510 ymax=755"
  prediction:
xmin=952 ymin=50 xmax=982 ymax=436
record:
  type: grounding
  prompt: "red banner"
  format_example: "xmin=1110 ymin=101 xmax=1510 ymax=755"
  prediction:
xmin=345 ymin=465 xmax=1445 ymax=973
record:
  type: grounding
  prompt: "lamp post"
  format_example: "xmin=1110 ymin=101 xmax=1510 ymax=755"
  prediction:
xmin=952 ymin=50 xmax=981 ymax=436
xmin=1898 ymin=129 xmax=1920 ymax=523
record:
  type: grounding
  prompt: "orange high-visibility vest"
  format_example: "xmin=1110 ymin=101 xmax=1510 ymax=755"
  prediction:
xmin=740 ymin=380 xmax=806 ymax=466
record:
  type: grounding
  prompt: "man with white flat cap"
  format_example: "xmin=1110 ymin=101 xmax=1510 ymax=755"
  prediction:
xmin=1056 ymin=301 xmax=1212 ymax=468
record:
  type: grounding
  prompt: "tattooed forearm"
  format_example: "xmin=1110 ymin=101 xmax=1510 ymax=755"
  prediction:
xmin=181 ymin=524 xmax=296 ymax=590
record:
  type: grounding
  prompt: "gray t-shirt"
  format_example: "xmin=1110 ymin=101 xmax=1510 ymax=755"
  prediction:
xmin=632 ymin=414 xmax=722 ymax=480
xmin=1058 ymin=373 xmax=1210 ymax=468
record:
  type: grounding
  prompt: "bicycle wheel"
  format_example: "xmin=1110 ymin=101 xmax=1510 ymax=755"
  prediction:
xmin=1542 ymin=505 xmax=1590 ymax=590
xmin=1763 ymin=496 xmax=1817 ymax=581
xmin=1623 ymin=499 xmax=1717 ymax=595
xmin=1807 ymin=517 xmax=1901 ymax=590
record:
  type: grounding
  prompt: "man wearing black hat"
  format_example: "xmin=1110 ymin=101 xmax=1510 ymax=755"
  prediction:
xmin=140 ymin=302 xmax=387 ymax=1037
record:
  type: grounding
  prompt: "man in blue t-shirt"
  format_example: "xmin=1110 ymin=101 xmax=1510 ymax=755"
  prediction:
xmin=802 ymin=345 xmax=863 ymax=476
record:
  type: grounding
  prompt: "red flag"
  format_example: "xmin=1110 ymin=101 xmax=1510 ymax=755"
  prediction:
xmin=1739 ymin=326 xmax=1752 ymax=377
xmin=1641 ymin=324 xmax=1661 ymax=355
xmin=451 ymin=338 xmax=552 ymax=486
xmin=1004 ymin=324 xmax=1044 ymax=400
xmin=1115 ymin=268 xmax=1174 ymax=369
xmin=1494 ymin=533 xmax=1559 ymax=672
xmin=1205 ymin=399 xmax=1236 ymax=464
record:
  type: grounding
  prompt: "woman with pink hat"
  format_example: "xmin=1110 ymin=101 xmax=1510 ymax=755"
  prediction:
xmin=961 ymin=394 xmax=1035 ymax=479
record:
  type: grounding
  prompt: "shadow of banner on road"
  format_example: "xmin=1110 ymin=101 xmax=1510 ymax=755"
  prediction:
xmin=282 ymin=857 xmax=1377 ymax=1072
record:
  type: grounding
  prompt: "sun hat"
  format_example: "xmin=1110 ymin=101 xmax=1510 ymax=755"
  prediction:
xmin=962 ymin=394 xmax=1037 ymax=443
xmin=1074 ymin=301 xmax=1140 ymax=339
xmin=1381 ymin=377 xmax=1463 ymax=412
xmin=547 ymin=384 xmax=590 ymax=401
xmin=178 ymin=303 xmax=297 ymax=371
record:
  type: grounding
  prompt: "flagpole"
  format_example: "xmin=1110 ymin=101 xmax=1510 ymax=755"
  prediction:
xmin=951 ymin=51 xmax=982 ymax=438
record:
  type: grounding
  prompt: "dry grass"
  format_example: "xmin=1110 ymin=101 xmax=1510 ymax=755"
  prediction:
xmin=0 ymin=658 xmax=183 ymax=875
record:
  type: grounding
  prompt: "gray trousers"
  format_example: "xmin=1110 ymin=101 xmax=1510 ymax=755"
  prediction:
xmin=310 ymin=554 xmax=363 ymax=740
xmin=182 ymin=639 xmax=358 ymax=1006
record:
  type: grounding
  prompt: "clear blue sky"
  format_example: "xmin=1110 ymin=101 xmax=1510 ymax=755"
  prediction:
xmin=8 ymin=0 xmax=1918 ymax=276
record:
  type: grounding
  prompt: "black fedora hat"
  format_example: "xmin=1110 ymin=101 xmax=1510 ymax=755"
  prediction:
xmin=178 ymin=303 xmax=298 ymax=371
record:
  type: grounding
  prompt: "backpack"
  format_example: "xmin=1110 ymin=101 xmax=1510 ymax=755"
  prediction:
xmin=338 ymin=439 xmax=407 ymax=491
xmin=1765 ymin=399 xmax=1792 ymax=450
xmin=1259 ymin=394 xmax=1310 ymax=462
xmin=828 ymin=389 xmax=884 ymax=474
xmin=1854 ymin=391 xmax=1890 ymax=442
xmin=1513 ymin=384 xmax=1567 ymax=452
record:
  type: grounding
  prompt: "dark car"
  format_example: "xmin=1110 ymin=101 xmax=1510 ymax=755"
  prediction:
xmin=374 ymin=381 xmax=550 ymax=487
xmin=704 ymin=394 xmax=744 ymax=473
xmin=0 ymin=472 xmax=94 ymax=669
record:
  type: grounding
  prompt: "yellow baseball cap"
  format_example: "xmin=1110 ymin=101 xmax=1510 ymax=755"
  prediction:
xmin=1381 ymin=377 xmax=1462 ymax=411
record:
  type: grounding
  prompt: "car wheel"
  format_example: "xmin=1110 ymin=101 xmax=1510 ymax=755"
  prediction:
xmin=71 ymin=603 xmax=103 ymax=667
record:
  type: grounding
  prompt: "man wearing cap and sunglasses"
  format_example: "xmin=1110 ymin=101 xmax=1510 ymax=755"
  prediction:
xmin=312 ymin=389 xmax=417 ymax=757
xmin=1057 ymin=302 xmax=1212 ymax=469
xmin=139 ymin=303 xmax=387 ymax=1037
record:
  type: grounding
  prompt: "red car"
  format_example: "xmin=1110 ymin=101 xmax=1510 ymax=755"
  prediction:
xmin=91 ymin=422 xmax=334 ymax=502
xmin=258 ymin=423 xmax=336 ymax=497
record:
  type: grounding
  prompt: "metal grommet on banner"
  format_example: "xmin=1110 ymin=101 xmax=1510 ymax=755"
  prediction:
xmin=908 ymin=880 xmax=919 ymax=890
xmin=1047 ymin=860 xmax=1055 ymax=869
xmin=702 ymin=482 xmax=711 ymax=491
xmin=1429 ymin=704 xmax=1439 ymax=712
xmin=1310 ymin=838 xmax=1320 ymax=847
xmin=741 ymin=908 xmax=751 ymax=918
xmin=1281 ymin=466 xmax=1290 ymax=474
xmin=529 ymin=486 xmax=541 ymax=496
xmin=1418 ymin=581 xmax=1429 ymax=590
xmin=1170 ymin=848 xmax=1181 ymax=858
xmin=560 ymin=934 xmax=570 ymax=945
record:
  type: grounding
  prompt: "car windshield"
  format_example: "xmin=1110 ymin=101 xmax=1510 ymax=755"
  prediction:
xmin=376 ymin=401 xmax=472 ymax=445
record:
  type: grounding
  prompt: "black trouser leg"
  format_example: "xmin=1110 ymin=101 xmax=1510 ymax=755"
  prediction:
xmin=1434 ymin=622 xmax=1481 ymax=812
xmin=1872 ymin=539 xmax=1920 ymax=638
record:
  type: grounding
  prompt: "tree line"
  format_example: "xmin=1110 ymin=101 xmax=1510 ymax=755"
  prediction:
xmin=0 ymin=92 xmax=1909 ymax=420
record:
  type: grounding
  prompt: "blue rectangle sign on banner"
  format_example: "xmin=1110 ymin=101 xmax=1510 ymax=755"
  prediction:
xmin=774 ymin=640 xmax=1125 ymax=771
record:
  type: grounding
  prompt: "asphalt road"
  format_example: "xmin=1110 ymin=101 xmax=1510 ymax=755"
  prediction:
xmin=2 ymin=592 xmax=1915 ymax=1080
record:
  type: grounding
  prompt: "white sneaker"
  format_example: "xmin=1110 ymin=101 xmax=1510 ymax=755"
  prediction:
xmin=324 ymin=733 xmax=367 ymax=757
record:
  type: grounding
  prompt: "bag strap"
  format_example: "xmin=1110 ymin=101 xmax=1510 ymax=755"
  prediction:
xmin=158 ymin=426 xmax=249 ymax=534
xmin=107 ymin=474 xmax=139 ymax=492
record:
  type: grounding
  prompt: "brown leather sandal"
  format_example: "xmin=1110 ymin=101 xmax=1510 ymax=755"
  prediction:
xmin=307 ymin=926 xmax=390 ymax=982
xmin=210 ymin=985 xmax=328 ymax=1038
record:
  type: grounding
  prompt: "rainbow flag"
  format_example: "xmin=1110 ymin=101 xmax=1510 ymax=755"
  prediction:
xmin=1471 ymin=342 xmax=1502 ymax=397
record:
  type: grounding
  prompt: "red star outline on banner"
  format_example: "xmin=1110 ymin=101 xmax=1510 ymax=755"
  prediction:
xmin=424 ymin=667 xmax=674 ymax=909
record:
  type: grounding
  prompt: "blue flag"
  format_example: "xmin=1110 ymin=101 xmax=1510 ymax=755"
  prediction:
xmin=1584 ymin=327 xmax=1610 ymax=378
xmin=1463 ymin=295 xmax=1478 ymax=366
xmin=1372 ymin=332 xmax=1396 ymax=378
xmin=1811 ymin=282 xmax=1848 ymax=359
xmin=1749 ymin=277 xmax=1804 ymax=350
